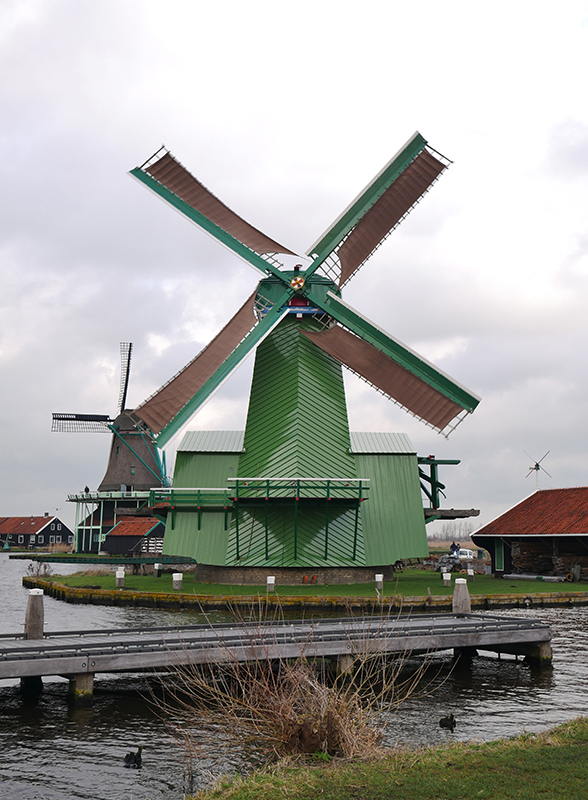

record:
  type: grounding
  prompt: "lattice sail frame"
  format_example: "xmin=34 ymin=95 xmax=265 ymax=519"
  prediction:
xmin=51 ymin=413 xmax=112 ymax=433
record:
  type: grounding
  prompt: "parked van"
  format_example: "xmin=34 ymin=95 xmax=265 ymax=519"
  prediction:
xmin=458 ymin=548 xmax=476 ymax=560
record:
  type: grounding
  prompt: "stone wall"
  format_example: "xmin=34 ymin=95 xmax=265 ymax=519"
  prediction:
xmin=192 ymin=563 xmax=399 ymax=585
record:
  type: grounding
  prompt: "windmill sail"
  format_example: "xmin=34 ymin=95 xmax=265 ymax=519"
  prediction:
xmin=134 ymin=289 xmax=291 ymax=444
xmin=307 ymin=133 xmax=449 ymax=286
xmin=130 ymin=135 xmax=478 ymax=443
xmin=51 ymin=413 xmax=112 ymax=433
xmin=135 ymin=290 xmax=259 ymax=435
xmin=302 ymin=325 xmax=470 ymax=434
xmin=301 ymin=289 xmax=479 ymax=435
xmin=117 ymin=342 xmax=133 ymax=413
xmin=130 ymin=149 xmax=298 ymax=278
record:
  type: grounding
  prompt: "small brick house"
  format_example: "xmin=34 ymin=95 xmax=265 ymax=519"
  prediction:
xmin=472 ymin=487 xmax=588 ymax=577
xmin=0 ymin=515 xmax=74 ymax=549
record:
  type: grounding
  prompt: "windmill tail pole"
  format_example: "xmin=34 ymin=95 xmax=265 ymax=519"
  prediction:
xmin=21 ymin=589 xmax=44 ymax=699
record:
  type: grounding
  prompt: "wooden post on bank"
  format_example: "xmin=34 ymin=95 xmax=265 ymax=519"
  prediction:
xmin=20 ymin=589 xmax=44 ymax=698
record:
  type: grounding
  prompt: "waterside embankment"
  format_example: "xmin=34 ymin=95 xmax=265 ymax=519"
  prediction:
xmin=22 ymin=576 xmax=588 ymax=613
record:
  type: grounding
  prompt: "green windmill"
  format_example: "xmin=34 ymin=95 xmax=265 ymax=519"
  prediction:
xmin=129 ymin=132 xmax=480 ymax=581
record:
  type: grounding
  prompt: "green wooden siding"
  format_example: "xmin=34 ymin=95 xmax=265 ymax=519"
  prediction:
xmin=162 ymin=451 xmax=239 ymax=564
xmin=230 ymin=316 xmax=363 ymax=566
xmin=226 ymin=501 xmax=365 ymax=567
xmin=354 ymin=453 xmax=428 ymax=564
xmin=172 ymin=451 xmax=240 ymax=488
xmin=239 ymin=316 xmax=356 ymax=481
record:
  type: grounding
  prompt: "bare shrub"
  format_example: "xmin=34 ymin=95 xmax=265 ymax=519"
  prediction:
xmin=152 ymin=602 xmax=452 ymax=768
xmin=26 ymin=560 xmax=53 ymax=578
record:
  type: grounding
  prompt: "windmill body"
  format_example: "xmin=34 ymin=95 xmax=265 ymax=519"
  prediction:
xmin=54 ymin=132 xmax=480 ymax=569
xmin=122 ymin=132 xmax=480 ymax=579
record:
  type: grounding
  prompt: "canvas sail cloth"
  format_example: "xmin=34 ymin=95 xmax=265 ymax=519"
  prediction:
xmin=302 ymin=325 xmax=469 ymax=433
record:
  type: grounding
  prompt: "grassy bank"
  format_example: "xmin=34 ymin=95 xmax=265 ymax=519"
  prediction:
xmin=47 ymin=569 xmax=586 ymax=598
xmin=193 ymin=716 xmax=588 ymax=800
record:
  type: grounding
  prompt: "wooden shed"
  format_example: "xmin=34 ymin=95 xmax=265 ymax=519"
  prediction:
xmin=472 ymin=487 xmax=588 ymax=578
xmin=102 ymin=516 xmax=165 ymax=556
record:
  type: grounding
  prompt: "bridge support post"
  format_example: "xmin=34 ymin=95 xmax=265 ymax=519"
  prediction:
xmin=20 ymin=589 xmax=44 ymax=699
xmin=453 ymin=646 xmax=478 ymax=666
xmin=335 ymin=654 xmax=355 ymax=676
xmin=525 ymin=641 xmax=553 ymax=669
xmin=68 ymin=672 xmax=94 ymax=707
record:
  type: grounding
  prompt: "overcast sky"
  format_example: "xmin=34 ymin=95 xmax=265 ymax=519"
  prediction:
xmin=1 ymin=0 xmax=587 ymax=531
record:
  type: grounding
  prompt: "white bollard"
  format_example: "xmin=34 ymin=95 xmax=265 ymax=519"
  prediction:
xmin=154 ymin=563 xmax=162 ymax=578
xmin=442 ymin=571 xmax=452 ymax=588
xmin=375 ymin=573 xmax=384 ymax=593
xmin=172 ymin=572 xmax=183 ymax=591
xmin=452 ymin=577 xmax=472 ymax=614
xmin=115 ymin=567 xmax=125 ymax=588
xmin=467 ymin=567 xmax=475 ymax=579
xmin=25 ymin=589 xmax=44 ymax=639
xmin=266 ymin=575 xmax=275 ymax=593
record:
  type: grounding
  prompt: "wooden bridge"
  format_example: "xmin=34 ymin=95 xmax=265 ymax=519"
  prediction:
xmin=0 ymin=613 xmax=552 ymax=705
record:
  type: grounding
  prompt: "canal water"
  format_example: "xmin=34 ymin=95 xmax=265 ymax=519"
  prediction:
xmin=1 ymin=553 xmax=588 ymax=800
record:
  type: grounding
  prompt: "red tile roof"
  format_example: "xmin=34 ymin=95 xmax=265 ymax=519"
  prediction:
xmin=0 ymin=516 xmax=57 ymax=535
xmin=475 ymin=488 xmax=588 ymax=536
xmin=106 ymin=517 xmax=163 ymax=537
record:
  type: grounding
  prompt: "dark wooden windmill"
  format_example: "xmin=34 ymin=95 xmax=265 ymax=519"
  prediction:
xmin=52 ymin=343 xmax=164 ymax=492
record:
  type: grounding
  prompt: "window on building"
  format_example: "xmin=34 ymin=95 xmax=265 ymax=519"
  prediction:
xmin=30 ymin=535 xmax=35 ymax=543
xmin=18 ymin=535 xmax=24 ymax=543
xmin=49 ymin=536 xmax=55 ymax=544
xmin=50 ymin=523 xmax=55 ymax=531
xmin=68 ymin=535 xmax=74 ymax=543
xmin=56 ymin=536 xmax=62 ymax=543
xmin=38 ymin=535 xmax=44 ymax=544
xmin=57 ymin=523 xmax=61 ymax=531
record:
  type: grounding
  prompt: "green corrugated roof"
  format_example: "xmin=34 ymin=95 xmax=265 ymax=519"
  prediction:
xmin=178 ymin=430 xmax=414 ymax=455
xmin=178 ymin=430 xmax=244 ymax=453
xmin=350 ymin=432 xmax=416 ymax=454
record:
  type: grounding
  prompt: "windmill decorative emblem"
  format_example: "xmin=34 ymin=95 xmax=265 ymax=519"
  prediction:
xmin=127 ymin=132 xmax=480 ymax=448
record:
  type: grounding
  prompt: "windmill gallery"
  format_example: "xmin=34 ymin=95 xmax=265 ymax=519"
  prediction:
xmin=53 ymin=132 xmax=481 ymax=583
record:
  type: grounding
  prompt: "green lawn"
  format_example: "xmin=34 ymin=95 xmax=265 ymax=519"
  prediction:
xmin=47 ymin=569 xmax=586 ymax=598
xmin=192 ymin=716 xmax=588 ymax=800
